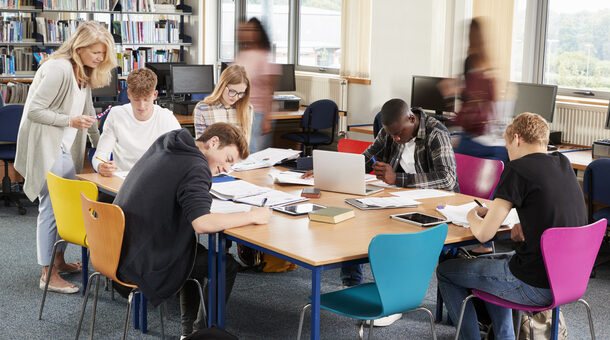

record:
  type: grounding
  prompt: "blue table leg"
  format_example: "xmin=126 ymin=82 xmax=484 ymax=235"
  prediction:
xmin=208 ymin=234 xmax=217 ymax=327
xmin=217 ymin=233 xmax=227 ymax=328
xmin=311 ymin=268 xmax=321 ymax=340
xmin=81 ymin=246 xmax=88 ymax=296
xmin=140 ymin=293 xmax=148 ymax=333
xmin=133 ymin=292 xmax=140 ymax=329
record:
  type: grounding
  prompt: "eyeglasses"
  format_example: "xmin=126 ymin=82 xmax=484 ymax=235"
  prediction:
xmin=225 ymin=86 xmax=246 ymax=99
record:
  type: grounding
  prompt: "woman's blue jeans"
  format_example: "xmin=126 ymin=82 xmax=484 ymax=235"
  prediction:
xmin=436 ymin=252 xmax=552 ymax=340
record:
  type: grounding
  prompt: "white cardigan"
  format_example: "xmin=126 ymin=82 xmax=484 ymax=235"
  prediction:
xmin=15 ymin=58 xmax=100 ymax=201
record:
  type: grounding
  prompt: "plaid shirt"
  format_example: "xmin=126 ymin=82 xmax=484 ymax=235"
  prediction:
xmin=193 ymin=102 xmax=253 ymax=139
xmin=363 ymin=109 xmax=459 ymax=191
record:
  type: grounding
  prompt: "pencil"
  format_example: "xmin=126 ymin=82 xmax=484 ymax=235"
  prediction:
xmin=372 ymin=156 xmax=377 ymax=164
xmin=474 ymin=199 xmax=484 ymax=207
xmin=260 ymin=198 xmax=267 ymax=207
xmin=95 ymin=156 xmax=110 ymax=164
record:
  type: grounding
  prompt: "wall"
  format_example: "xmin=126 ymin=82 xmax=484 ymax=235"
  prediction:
xmin=346 ymin=0 xmax=438 ymax=131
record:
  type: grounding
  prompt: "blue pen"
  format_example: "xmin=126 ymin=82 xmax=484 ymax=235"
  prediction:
xmin=372 ymin=156 xmax=377 ymax=164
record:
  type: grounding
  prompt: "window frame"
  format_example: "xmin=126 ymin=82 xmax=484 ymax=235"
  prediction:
xmin=217 ymin=0 xmax=340 ymax=74
xmin=528 ymin=0 xmax=610 ymax=100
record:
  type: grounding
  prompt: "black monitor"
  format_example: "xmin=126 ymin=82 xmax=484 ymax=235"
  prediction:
xmin=220 ymin=61 xmax=231 ymax=74
xmin=411 ymin=75 xmax=450 ymax=116
xmin=170 ymin=64 xmax=215 ymax=95
xmin=274 ymin=64 xmax=296 ymax=92
xmin=92 ymin=67 xmax=118 ymax=98
xmin=512 ymin=82 xmax=558 ymax=122
xmin=146 ymin=62 xmax=185 ymax=95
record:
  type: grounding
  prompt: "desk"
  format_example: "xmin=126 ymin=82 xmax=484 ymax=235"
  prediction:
xmin=174 ymin=107 xmax=308 ymax=126
xmin=214 ymin=167 xmax=505 ymax=339
xmin=347 ymin=124 xmax=374 ymax=135
xmin=556 ymin=144 xmax=593 ymax=171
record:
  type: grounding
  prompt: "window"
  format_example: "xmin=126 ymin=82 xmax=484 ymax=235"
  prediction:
xmin=246 ymin=0 xmax=290 ymax=63
xmin=510 ymin=0 xmax=610 ymax=99
xmin=218 ymin=0 xmax=341 ymax=73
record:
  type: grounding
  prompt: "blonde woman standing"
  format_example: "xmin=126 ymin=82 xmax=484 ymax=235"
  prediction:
xmin=193 ymin=64 xmax=253 ymax=142
xmin=15 ymin=21 xmax=117 ymax=293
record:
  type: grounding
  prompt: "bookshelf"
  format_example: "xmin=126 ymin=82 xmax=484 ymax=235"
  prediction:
xmin=0 ymin=0 xmax=195 ymax=102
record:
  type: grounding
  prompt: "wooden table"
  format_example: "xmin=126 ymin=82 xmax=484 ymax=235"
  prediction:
xmin=348 ymin=124 xmax=374 ymax=135
xmin=214 ymin=167 xmax=504 ymax=339
xmin=556 ymin=144 xmax=593 ymax=171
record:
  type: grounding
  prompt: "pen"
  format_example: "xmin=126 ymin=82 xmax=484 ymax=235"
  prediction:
xmin=96 ymin=105 xmax=112 ymax=119
xmin=372 ymin=156 xmax=377 ymax=164
xmin=95 ymin=156 xmax=110 ymax=164
xmin=474 ymin=199 xmax=484 ymax=207
xmin=260 ymin=198 xmax=267 ymax=207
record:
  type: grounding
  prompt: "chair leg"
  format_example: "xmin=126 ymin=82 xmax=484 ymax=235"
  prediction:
xmin=367 ymin=319 xmax=374 ymax=340
xmin=412 ymin=307 xmax=437 ymax=340
xmin=453 ymin=294 xmax=476 ymax=340
xmin=159 ymin=305 xmax=166 ymax=340
xmin=123 ymin=291 xmax=135 ymax=340
xmin=187 ymin=278 xmax=207 ymax=328
xmin=578 ymin=299 xmax=596 ymax=340
xmin=75 ymin=272 xmax=100 ymax=340
xmin=89 ymin=275 xmax=101 ymax=340
xmin=38 ymin=240 xmax=64 ymax=320
xmin=514 ymin=310 xmax=522 ymax=340
xmin=529 ymin=312 xmax=534 ymax=340
xmin=296 ymin=303 xmax=311 ymax=340
xmin=358 ymin=321 xmax=365 ymax=340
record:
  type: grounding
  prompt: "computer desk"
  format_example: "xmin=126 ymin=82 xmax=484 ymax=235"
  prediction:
xmin=556 ymin=144 xmax=593 ymax=171
xmin=174 ymin=107 xmax=308 ymax=126
xmin=213 ymin=167 xmax=510 ymax=340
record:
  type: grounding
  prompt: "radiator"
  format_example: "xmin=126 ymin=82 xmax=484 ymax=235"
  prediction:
xmin=294 ymin=74 xmax=349 ymax=134
xmin=550 ymin=103 xmax=610 ymax=146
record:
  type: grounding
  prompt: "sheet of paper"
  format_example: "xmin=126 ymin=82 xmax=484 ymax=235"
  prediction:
xmin=232 ymin=148 xmax=301 ymax=171
xmin=210 ymin=180 xmax=270 ymax=200
xmin=210 ymin=199 xmax=252 ymax=214
xmin=364 ymin=174 xmax=377 ymax=182
xmin=236 ymin=189 xmax=308 ymax=207
xmin=356 ymin=196 xmax=420 ymax=208
xmin=271 ymin=171 xmax=314 ymax=186
xmin=368 ymin=180 xmax=400 ymax=189
xmin=391 ymin=189 xmax=455 ymax=200
xmin=114 ymin=171 xmax=129 ymax=179
xmin=436 ymin=202 xmax=519 ymax=228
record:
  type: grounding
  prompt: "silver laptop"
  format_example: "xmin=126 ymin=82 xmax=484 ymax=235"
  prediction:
xmin=313 ymin=150 xmax=383 ymax=196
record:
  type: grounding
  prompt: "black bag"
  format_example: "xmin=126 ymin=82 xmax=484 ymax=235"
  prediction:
xmin=184 ymin=325 xmax=238 ymax=340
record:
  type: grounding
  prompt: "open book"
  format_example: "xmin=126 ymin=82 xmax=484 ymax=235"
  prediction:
xmin=232 ymin=148 xmax=301 ymax=171
xmin=210 ymin=180 xmax=270 ymax=200
xmin=437 ymin=202 xmax=520 ymax=228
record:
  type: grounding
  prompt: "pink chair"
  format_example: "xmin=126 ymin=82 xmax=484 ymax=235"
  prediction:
xmin=453 ymin=219 xmax=607 ymax=340
xmin=337 ymin=138 xmax=373 ymax=154
xmin=454 ymin=153 xmax=504 ymax=200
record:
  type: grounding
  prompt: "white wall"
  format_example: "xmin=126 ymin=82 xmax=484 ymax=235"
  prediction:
xmin=346 ymin=0 xmax=438 ymax=128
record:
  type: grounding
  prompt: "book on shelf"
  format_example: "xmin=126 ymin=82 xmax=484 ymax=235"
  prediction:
xmin=0 ymin=0 xmax=36 ymax=9
xmin=308 ymin=207 xmax=355 ymax=224
xmin=2 ymin=81 xmax=30 ymax=104
xmin=43 ymin=0 xmax=109 ymax=11
xmin=0 ymin=17 xmax=34 ymax=43
xmin=113 ymin=19 xmax=180 ymax=44
xmin=117 ymin=47 xmax=179 ymax=75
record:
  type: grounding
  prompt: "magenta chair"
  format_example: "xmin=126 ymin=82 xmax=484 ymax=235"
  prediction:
xmin=453 ymin=219 xmax=607 ymax=340
xmin=455 ymin=153 xmax=504 ymax=200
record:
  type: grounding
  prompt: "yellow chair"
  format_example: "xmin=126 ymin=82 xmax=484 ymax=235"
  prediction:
xmin=38 ymin=172 xmax=98 ymax=320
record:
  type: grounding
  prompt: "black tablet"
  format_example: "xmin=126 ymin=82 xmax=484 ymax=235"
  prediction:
xmin=273 ymin=203 xmax=326 ymax=216
xmin=390 ymin=212 xmax=449 ymax=227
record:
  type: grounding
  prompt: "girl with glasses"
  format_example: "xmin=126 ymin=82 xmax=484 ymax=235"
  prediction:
xmin=193 ymin=64 xmax=252 ymax=141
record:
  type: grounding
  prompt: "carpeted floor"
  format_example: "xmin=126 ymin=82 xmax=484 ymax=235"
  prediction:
xmin=1 ymin=202 xmax=609 ymax=339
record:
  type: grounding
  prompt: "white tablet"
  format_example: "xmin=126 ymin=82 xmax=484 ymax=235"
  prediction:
xmin=390 ymin=212 xmax=449 ymax=227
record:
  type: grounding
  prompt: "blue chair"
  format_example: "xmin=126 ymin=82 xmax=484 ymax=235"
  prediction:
xmin=297 ymin=224 xmax=448 ymax=339
xmin=282 ymin=99 xmax=338 ymax=156
xmin=583 ymin=158 xmax=610 ymax=224
xmin=0 ymin=104 xmax=26 ymax=215
xmin=118 ymin=88 xmax=130 ymax=105
xmin=373 ymin=111 xmax=382 ymax=138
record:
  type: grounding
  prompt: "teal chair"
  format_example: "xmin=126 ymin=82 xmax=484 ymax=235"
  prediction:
xmin=297 ymin=224 xmax=448 ymax=339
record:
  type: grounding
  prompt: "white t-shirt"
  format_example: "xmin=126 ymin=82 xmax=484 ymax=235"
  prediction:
xmin=399 ymin=139 xmax=416 ymax=174
xmin=61 ymin=78 xmax=87 ymax=152
xmin=92 ymin=104 xmax=181 ymax=172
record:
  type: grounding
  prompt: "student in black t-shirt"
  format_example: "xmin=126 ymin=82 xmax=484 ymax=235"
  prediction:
xmin=436 ymin=113 xmax=587 ymax=339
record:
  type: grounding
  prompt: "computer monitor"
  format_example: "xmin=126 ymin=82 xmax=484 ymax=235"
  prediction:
xmin=605 ymin=103 xmax=610 ymax=129
xmin=511 ymin=82 xmax=558 ymax=122
xmin=170 ymin=64 xmax=215 ymax=95
xmin=411 ymin=75 xmax=450 ymax=116
xmin=220 ymin=61 xmax=231 ymax=74
xmin=92 ymin=67 xmax=118 ymax=98
xmin=274 ymin=64 xmax=296 ymax=92
xmin=146 ymin=62 xmax=185 ymax=95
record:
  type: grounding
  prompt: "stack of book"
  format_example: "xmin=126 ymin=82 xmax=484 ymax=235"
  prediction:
xmin=0 ymin=17 xmax=34 ymax=42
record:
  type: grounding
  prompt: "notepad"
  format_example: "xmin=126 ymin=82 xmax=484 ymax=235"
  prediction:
xmin=391 ymin=189 xmax=455 ymax=200
xmin=232 ymin=148 xmax=301 ymax=171
xmin=235 ymin=189 xmax=308 ymax=207
xmin=210 ymin=180 xmax=270 ymax=200
xmin=114 ymin=171 xmax=129 ymax=179
xmin=355 ymin=196 xmax=420 ymax=208
xmin=436 ymin=202 xmax=520 ymax=228
xmin=270 ymin=171 xmax=314 ymax=186
xmin=210 ymin=199 xmax=252 ymax=213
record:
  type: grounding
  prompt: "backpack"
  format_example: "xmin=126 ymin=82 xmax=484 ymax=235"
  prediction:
xmin=237 ymin=244 xmax=297 ymax=273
